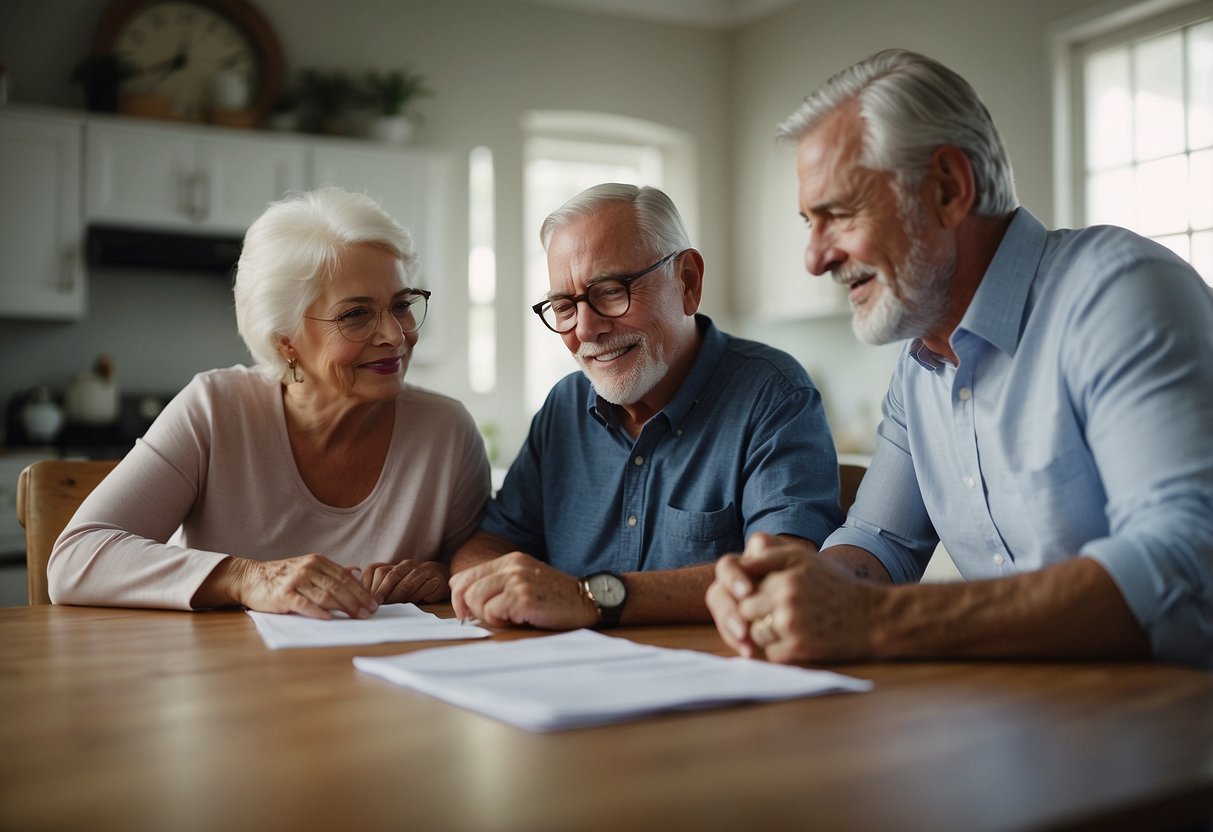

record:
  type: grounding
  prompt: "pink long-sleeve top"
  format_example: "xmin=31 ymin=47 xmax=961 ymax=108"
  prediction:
xmin=47 ymin=365 xmax=490 ymax=609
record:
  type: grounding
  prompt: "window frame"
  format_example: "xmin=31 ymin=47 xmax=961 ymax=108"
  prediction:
xmin=1052 ymin=0 xmax=1212 ymax=231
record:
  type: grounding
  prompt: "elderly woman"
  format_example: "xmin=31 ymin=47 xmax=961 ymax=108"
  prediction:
xmin=47 ymin=188 xmax=489 ymax=618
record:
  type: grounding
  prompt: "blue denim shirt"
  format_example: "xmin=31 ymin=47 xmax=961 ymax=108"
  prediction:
xmin=482 ymin=316 xmax=842 ymax=575
xmin=825 ymin=208 xmax=1213 ymax=667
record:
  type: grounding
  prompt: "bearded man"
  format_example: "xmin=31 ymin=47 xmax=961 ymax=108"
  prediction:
xmin=451 ymin=183 xmax=842 ymax=629
xmin=707 ymin=49 xmax=1213 ymax=668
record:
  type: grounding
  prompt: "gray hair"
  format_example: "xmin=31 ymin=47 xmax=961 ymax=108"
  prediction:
xmin=234 ymin=187 xmax=419 ymax=382
xmin=539 ymin=183 xmax=691 ymax=257
xmin=777 ymin=49 xmax=1018 ymax=217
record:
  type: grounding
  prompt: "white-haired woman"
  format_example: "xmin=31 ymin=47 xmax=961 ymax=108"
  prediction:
xmin=48 ymin=188 xmax=489 ymax=618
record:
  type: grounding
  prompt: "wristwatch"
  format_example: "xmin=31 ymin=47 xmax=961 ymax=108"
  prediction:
xmin=580 ymin=571 xmax=627 ymax=628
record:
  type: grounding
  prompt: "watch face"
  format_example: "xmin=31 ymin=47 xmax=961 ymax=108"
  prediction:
xmin=113 ymin=1 xmax=259 ymax=119
xmin=587 ymin=573 xmax=626 ymax=609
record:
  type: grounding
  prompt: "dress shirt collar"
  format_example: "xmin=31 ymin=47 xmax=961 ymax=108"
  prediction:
xmin=908 ymin=207 xmax=1047 ymax=371
xmin=588 ymin=314 xmax=722 ymax=432
xmin=957 ymin=207 xmax=1046 ymax=357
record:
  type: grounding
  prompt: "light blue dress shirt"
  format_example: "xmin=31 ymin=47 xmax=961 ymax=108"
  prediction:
xmin=482 ymin=315 xmax=843 ymax=575
xmin=824 ymin=209 xmax=1213 ymax=668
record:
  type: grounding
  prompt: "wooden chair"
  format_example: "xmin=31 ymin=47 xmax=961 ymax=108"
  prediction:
xmin=15 ymin=459 xmax=119 ymax=605
xmin=839 ymin=462 xmax=867 ymax=514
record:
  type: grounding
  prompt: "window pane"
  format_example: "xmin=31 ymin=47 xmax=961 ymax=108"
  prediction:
xmin=1189 ymin=20 xmax=1213 ymax=149
xmin=467 ymin=146 xmax=496 ymax=394
xmin=1086 ymin=166 xmax=1135 ymax=227
xmin=468 ymin=306 xmax=496 ymax=394
xmin=1153 ymin=233 xmax=1190 ymax=261
xmin=1191 ymin=229 xmax=1213 ymax=285
xmin=1192 ymin=148 xmax=1213 ymax=230
xmin=1084 ymin=47 xmax=1133 ymax=170
xmin=1134 ymin=31 xmax=1185 ymax=160
xmin=1135 ymin=154 xmax=1189 ymax=236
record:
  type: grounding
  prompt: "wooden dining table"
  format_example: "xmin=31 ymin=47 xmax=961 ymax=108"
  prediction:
xmin=1 ymin=603 xmax=1210 ymax=832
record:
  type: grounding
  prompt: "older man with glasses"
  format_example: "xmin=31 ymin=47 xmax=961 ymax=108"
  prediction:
xmin=450 ymin=183 xmax=843 ymax=630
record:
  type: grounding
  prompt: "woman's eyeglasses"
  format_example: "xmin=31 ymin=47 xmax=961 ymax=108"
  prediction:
xmin=304 ymin=289 xmax=431 ymax=342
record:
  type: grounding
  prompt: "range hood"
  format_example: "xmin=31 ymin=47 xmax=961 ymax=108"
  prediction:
xmin=87 ymin=225 xmax=243 ymax=274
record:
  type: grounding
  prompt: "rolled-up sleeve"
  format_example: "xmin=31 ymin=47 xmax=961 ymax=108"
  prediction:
xmin=823 ymin=363 xmax=940 ymax=582
xmin=1069 ymin=258 xmax=1213 ymax=668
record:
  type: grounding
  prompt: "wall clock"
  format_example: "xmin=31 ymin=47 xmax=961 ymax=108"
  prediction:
xmin=93 ymin=0 xmax=284 ymax=123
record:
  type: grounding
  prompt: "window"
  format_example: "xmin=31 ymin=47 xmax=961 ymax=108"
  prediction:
xmin=522 ymin=112 xmax=696 ymax=413
xmin=468 ymin=146 xmax=496 ymax=394
xmin=1058 ymin=2 xmax=1213 ymax=284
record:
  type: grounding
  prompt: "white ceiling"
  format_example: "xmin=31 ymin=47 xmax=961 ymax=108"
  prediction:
xmin=518 ymin=0 xmax=799 ymax=29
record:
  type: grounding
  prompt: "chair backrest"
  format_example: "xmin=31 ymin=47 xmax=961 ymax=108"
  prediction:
xmin=15 ymin=459 xmax=119 ymax=605
xmin=839 ymin=462 xmax=867 ymax=514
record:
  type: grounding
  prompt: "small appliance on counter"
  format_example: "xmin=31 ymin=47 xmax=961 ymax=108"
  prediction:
xmin=64 ymin=354 xmax=119 ymax=427
xmin=4 ymin=387 xmax=176 ymax=460
xmin=20 ymin=387 xmax=64 ymax=443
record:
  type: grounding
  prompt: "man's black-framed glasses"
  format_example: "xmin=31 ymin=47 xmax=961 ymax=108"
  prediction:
xmin=532 ymin=250 xmax=680 ymax=334
xmin=304 ymin=289 xmax=431 ymax=341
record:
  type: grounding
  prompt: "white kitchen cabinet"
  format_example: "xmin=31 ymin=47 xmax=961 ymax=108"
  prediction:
xmin=0 ymin=109 xmax=85 ymax=319
xmin=309 ymin=140 xmax=453 ymax=361
xmin=84 ymin=117 xmax=306 ymax=234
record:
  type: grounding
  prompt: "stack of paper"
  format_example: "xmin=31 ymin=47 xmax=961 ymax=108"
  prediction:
xmin=247 ymin=603 xmax=492 ymax=649
xmin=354 ymin=629 xmax=872 ymax=731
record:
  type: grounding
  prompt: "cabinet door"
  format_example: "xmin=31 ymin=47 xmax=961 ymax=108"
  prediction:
xmin=85 ymin=121 xmax=193 ymax=231
xmin=196 ymin=134 xmax=305 ymax=233
xmin=0 ymin=112 xmax=84 ymax=319
xmin=309 ymin=143 xmax=451 ymax=362
xmin=85 ymin=120 xmax=306 ymax=234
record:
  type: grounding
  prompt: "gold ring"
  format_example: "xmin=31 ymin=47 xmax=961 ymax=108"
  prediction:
xmin=752 ymin=612 xmax=775 ymax=641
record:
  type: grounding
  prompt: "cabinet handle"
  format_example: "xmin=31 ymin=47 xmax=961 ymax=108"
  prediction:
xmin=60 ymin=247 xmax=77 ymax=293
xmin=177 ymin=172 xmax=192 ymax=219
xmin=193 ymin=171 xmax=211 ymax=222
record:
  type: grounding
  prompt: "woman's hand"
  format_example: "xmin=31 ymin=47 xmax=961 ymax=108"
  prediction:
xmin=195 ymin=554 xmax=379 ymax=619
xmin=361 ymin=560 xmax=449 ymax=604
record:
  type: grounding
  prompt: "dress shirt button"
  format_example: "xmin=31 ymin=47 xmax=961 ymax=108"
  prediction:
xmin=633 ymin=455 xmax=644 ymax=466
xmin=675 ymin=428 xmax=683 ymax=437
xmin=958 ymin=387 xmax=972 ymax=401
xmin=993 ymin=553 xmax=1005 ymax=566
xmin=964 ymin=476 xmax=976 ymax=488
xmin=627 ymin=515 xmax=638 ymax=528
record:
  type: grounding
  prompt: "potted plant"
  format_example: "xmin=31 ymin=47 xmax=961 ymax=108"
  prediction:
xmin=360 ymin=66 xmax=432 ymax=144
xmin=266 ymin=85 xmax=302 ymax=131
xmin=70 ymin=53 xmax=140 ymax=113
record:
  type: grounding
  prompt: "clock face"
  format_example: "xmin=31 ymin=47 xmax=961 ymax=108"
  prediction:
xmin=96 ymin=0 xmax=283 ymax=123
xmin=115 ymin=1 xmax=257 ymax=119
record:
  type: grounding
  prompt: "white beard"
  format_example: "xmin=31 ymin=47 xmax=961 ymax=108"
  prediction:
xmin=849 ymin=206 xmax=955 ymax=346
xmin=577 ymin=333 xmax=669 ymax=406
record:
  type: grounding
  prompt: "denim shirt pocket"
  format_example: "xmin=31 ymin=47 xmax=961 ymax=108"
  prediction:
xmin=662 ymin=502 xmax=742 ymax=559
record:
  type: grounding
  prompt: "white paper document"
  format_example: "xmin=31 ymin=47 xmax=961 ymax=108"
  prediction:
xmin=353 ymin=629 xmax=873 ymax=731
xmin=247 ymin=603 xmax=492 ymax=649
